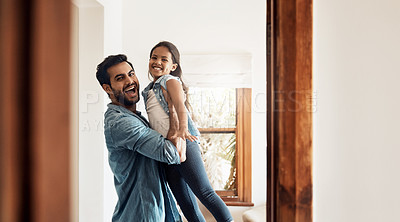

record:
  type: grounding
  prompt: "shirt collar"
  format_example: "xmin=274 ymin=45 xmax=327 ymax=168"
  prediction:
xmin=107 ymin=103 xmax=142 ymax=116
xmin=107 ymin=103 xmax=150 ymax=126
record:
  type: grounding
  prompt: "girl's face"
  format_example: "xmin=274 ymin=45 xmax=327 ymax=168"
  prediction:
xmin=149 ymin=46 xmax=178 ymax=80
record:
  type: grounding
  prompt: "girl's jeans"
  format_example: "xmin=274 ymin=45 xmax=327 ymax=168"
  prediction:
xmin=165 ymin=140 xmax=233 ymax=222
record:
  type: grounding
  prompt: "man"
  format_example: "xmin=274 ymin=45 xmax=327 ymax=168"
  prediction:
xmin=96 ymin=54 xmax=184 ymax=222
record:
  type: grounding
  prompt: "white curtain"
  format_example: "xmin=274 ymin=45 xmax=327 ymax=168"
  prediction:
xmin=180 ymin=54 xmax=252 ymax=88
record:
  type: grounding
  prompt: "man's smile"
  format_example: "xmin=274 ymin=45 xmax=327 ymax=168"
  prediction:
xmin=124 ymin=84 xmax=138 ymax=97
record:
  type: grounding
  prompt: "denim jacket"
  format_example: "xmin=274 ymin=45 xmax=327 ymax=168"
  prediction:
xmin=104 ymin=103 xmax=182 ymax=222
xmin=142 ymin=74 xmax=200 ymax=138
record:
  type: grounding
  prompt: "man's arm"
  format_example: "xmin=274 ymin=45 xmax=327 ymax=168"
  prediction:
xmin=109 ymin=114 xmax=181 ymax=164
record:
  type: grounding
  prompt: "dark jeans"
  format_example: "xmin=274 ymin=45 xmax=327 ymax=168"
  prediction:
xmin=165 ymin=140 xmax=233 ymax=222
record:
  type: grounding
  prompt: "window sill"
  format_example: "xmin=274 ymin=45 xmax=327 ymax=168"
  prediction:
xmin=216 ymin=190 xmax=254 ymax=206
xmin=224 ymin=201 xmax=254 ymax=207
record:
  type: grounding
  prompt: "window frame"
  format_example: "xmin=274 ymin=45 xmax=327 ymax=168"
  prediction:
xmin=197 ymin=88 xmax=253 ymax=206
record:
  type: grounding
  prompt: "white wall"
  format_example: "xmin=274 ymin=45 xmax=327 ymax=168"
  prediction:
xmin=72 ymin=1 xmax=105 ymax=222
xmin=314 ymin=1 xmax=400 ymax=221
xmin=96 ymin=1 xmax=123 ymax=220
xmin=71 ymin=4 xmax=79 ymax=222
xmin=120 ymin=0 xmax=266 ymax=221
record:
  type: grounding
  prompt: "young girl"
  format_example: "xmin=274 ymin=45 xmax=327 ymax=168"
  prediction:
xmin=142 ymin=41 xmax=234 ymax=222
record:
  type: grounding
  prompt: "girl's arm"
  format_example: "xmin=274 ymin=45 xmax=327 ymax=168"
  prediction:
xmin=164 ymin=79 xmax=197 ymax=142
xmin=166 ymin=100 xmax=186 ymax=162
xmin=165 ymin=92 xmax=179 ymax=139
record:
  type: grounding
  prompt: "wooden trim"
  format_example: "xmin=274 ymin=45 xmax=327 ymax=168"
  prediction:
xmin=267 ymin=0 xmax=275 ymax=220
xmin=225 ymin=201 xmax=255 ymax=207
xmin=236 ymin=88 xmax=252 ymax=204
xmin=217 ymin=190 xmax=254 ymax=206
xmin=0 ymin=0 xmax=31 ymax=221
xmin=267 ymin=0 xmax=313 ymax=221
xmin=30 ymin=0 xmax=71 ymax=221
xmin=0 ymin=0 xmax=70 ymax=221
xmin=222 ymin=197 xmax=239 ymax=202
xmin=216 ymin=190 xmax=237 ymax=197
xmin=198 ymin=128 xmax=236 ymax=133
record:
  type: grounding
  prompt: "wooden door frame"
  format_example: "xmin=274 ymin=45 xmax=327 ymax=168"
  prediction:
xmin=267 ymin=0 xmax=313 ymax=221
xmin=0 ymin=0 xmax=71 ymax=221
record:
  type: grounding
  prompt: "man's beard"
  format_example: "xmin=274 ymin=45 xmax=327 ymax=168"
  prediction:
xmin=112 ymin=87 xmax=139 ymax=106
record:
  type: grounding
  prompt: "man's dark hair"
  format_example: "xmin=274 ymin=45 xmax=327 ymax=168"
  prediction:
xmin=96 ymin=54 xmax=134 ymax=86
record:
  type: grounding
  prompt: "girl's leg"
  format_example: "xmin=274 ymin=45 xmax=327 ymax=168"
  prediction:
xmin=178 ymin=141 xmax=233 ymax=222
xmin=165 ymin=163 xmax=206 ymax=222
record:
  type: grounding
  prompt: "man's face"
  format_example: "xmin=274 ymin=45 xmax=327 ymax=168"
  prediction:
xmin=104 ymin=62 xmax=140 ymax=107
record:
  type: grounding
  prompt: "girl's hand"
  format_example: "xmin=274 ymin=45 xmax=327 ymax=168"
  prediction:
xmin=177 ymin=130 xmax=198 ymax=142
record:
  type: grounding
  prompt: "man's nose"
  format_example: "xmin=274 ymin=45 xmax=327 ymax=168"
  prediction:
xmin=125 ymin=75 xmax=134 ymax=85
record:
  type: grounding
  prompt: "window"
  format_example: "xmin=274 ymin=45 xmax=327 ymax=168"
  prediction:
xmin=188 ymin=88 xmax=252 ymax=206
xmin=182 ymin=53 xmax=253 ymax=206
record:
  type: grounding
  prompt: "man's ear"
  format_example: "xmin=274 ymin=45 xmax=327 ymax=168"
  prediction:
xmin=102 ymin=84 xmax=113 ymax=95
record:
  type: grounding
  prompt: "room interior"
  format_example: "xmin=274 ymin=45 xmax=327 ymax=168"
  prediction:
xmin=1 ymin=0 xmax=400 ymax=222
xmin=73 ymin=0 xmax=266 ymax=221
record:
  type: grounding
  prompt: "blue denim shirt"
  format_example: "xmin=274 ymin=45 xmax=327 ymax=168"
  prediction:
xmin=142 ymin=74 xmax=200 ymax=138
xmin=104 ymin=103 xmax=182 ymax=222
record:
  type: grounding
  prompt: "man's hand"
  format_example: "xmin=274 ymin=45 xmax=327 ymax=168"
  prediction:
xmin=169 ymin=135 xmax=186 ymax=162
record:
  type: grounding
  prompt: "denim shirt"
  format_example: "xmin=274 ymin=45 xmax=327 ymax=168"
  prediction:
xmin=104 ymin=104 xmax=182 ymax=222
xmin=142 ymin=74 xmax=200 ymax=138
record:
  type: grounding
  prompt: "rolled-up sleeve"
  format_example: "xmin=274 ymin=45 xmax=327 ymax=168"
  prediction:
xmin=110 ymin=115 xmax=181 ymax=165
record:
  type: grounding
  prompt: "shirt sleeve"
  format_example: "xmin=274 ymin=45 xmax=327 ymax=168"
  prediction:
xmin=110 ymin=115 xmax=181 ymax=164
